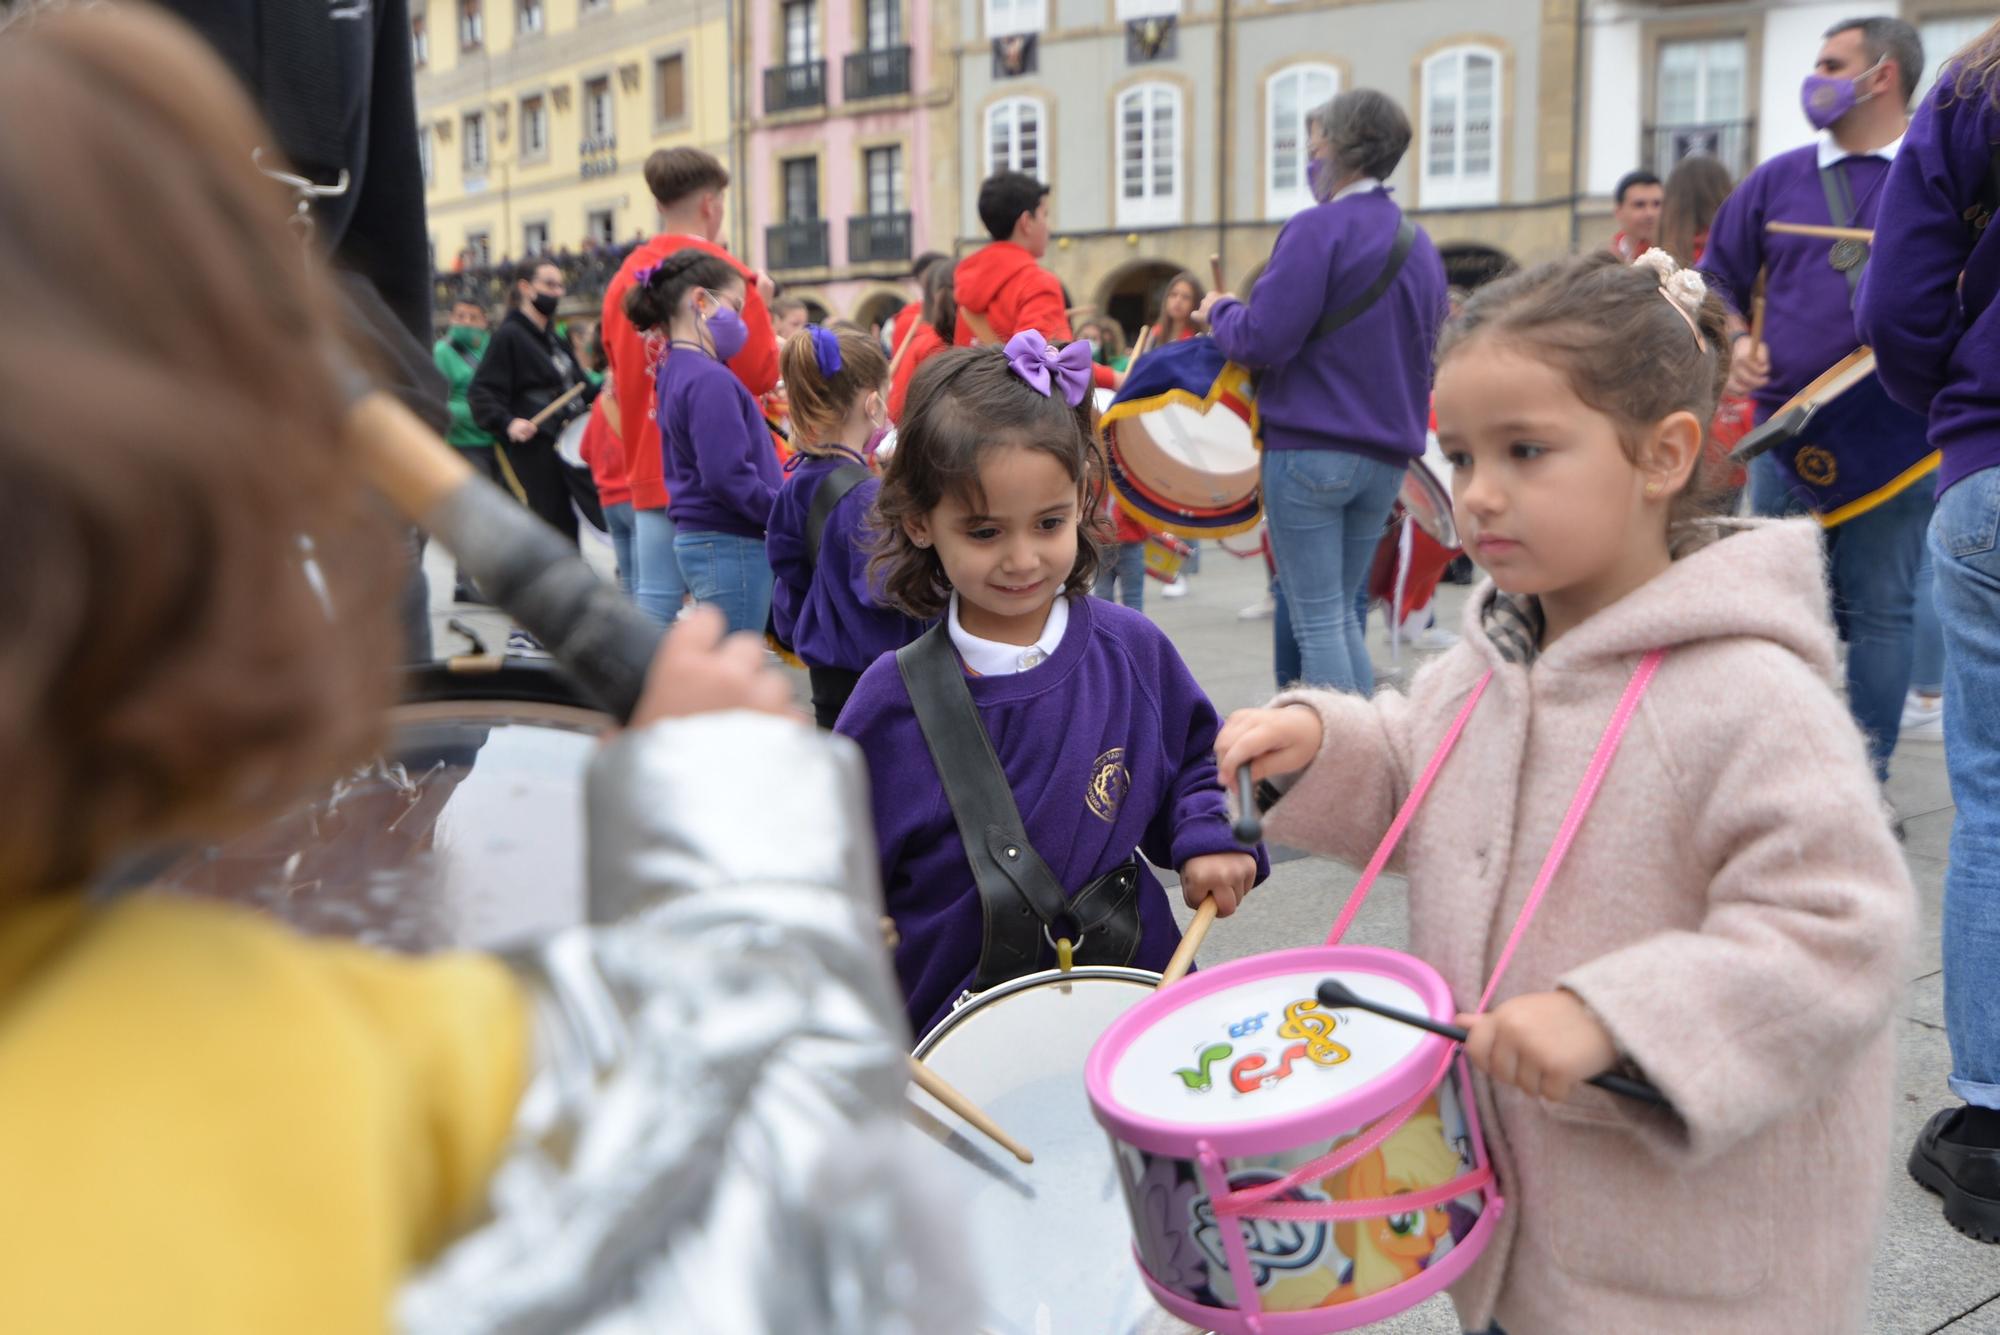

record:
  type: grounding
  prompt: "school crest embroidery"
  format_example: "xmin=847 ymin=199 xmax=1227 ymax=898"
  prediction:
xmin=1087 ymin=748 xmax=1132 ymax=823
xmin=1794 ymin=445 xmax=1838 ymax=487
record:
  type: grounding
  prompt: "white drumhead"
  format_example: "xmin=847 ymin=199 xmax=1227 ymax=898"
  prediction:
xmin=1107 ymin=968 xmax=1429 ymax=1128
xmin=906 ymin=969 xmax=1164 ymax=1335
xmin=555 ymin=414 xmax=588 ymax=468
xmin=1135 ymin=402 xmax=1259 ymax=474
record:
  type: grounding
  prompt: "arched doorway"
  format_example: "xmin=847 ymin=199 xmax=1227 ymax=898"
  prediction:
xmin=852 ymin=288 xmax=909 ymax=338
xmin=1094 ymin=258 xmax=1183 ymax=345
xmin=1437 ymin=243 xmax=1516 ymax=292
xmin=792 ymin=294 xmax=833 ymax=325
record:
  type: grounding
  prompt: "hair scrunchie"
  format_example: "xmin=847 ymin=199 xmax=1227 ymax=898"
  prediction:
xmin=807 ymin=324 xmax=843 ymax=378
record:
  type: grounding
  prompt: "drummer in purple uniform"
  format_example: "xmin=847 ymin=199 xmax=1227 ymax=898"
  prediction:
xmin=1698 ymin=16 xmax=1933 ymax=783
xmin=1194 ymin=88 xmax=1448 ymax=693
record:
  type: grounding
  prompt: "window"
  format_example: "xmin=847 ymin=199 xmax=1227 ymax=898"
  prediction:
xmin=987 ymin=96 xmax=1043 ymax=177
xmin=584 ymin=76 xmax=615 ymax=145
xmin=783 ymin=0 xmax=820 ymax=65
xmin=411 ymin=15 xmax=429 ymax=68
xmin=458 ymin=0 xmax=483 ymax=51
xmin=783 ymin=156 xmax=821 ymax=221
xmin=587 ymin=210 xmax=617 ymax=246
xmin=1654 ymin=37 xmax=1747 ymax=177
xmin=1919 ymin=16 xmax=1996 ymax=101
xmin=985 ymin=0 xmax=1044 ymax=39
xmin=462 ymin=110 xmax=488 ymax=173
xmin=467 ymin=230 xmax=492 ymax=266
xmin=865 ymin=0 xmax=902 ymax=50
xmin=419 ymin=126 xmax=435 ymax=186
xmin=1116 ymin=82 xmax=1181 ymax=226
xmin=1115 ymin=0 xmax=1175 ymax=19
xmin=864 ymin=145 xmax=904 ymax=215
xmin=523 ymin=220 xmax=549 ymax=255
xmin=519 ymin=94 xmax=548 ymax=159
xmin=1267 ymin=63 xmax=1339 ymax=218
xmin=1421 ymin=45 xmax=1500 ymax=207
xmin=517 ymin=0 xmax=542 ymax=34
xmin=656 ymin=54 xmax=686 ymax=123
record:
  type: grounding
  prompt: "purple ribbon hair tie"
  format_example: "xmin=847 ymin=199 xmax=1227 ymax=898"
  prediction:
xmin=632 ymin=263 xmax=659 ymax=287
xmin=1003 ymin=330 xmax=1093 ymax=407
xmin=807 ymin=324 xmax=843 ymax=378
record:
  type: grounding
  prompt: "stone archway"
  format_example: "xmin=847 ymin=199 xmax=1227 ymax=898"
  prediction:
xmin=1093 ymin=258 xmax=1184 ymax=345
xmin=1437 ymin=243 xmax=1516 ymax=292
xmin=852 ymin=288 xmax=909 ymax=338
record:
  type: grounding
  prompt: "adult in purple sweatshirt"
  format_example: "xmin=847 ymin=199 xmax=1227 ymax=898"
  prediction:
xmin=837 ymin=594 xmax=1271 ymax=1037
xmin=1198 ymin=89 xmax=1447 ymax=695
xmin=1698 ymin=16 xmax=1933 ymax=782
xmin=1856 ymin=25 xmax=2000 ymax=1244
xmin=767 ymin=453 xmax=927 ymax=723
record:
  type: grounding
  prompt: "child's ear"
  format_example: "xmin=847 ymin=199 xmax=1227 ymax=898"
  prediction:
xmin=902 ymin=513 xmax=933 ymax=549
xmin=1641 ymin=409 xmax=1704 ymax=498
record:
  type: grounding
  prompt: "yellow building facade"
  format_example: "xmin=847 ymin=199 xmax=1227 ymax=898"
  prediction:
xmin=413 ymin=0 xmax=734 ymax=274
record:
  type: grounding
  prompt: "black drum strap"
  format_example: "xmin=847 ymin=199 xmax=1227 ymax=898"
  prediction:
xmin=895 ymin=624 xmax=1142 ymax=990
xmin=807 ymin=463 xmax=871 ymax=570
xmin=1308 ymin=216 xmax=1418 ymax=344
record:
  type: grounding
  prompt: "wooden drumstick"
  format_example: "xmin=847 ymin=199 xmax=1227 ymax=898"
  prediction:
xmin=1209 ymin=253 xmax=1225 ymax=293
xmin=907 ymin=1057 xmax=1034 ymax=1163
xmin=1159 ymin=899 xmax=1218 ymax=988
xmin=526 ymin=380 xmax=587 ymax=430
xmin=1129 ymin=324 xmax=1154 ymax=364
xmin=886 ymin=311 xmax=924 ymax=379
xmin=1767 ymin=221 xmax=1874 ymax=242
xmin=1314 ymin=979 xmax=1670 ymax=1108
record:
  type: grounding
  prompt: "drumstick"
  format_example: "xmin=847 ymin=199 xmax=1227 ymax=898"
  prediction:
xmin=1767 ymin=221 xmax=1874 ymax=242
xmin=1209 ymin=253 xmax=1225 ymax=293
xmin=886 ymin=311 xmax=924 ymax=379
xmin=1129 ymin=325 xmax=1153 ymax=364
xmin=1159 ymin=899 xmax=1218 ymax=988
xmin=907 ymin=1057 xmax=1034 ymax=1163
xmin=1233 ymin=764 xmax=1263 ymax=845
xmin=527 ymin=380 xmax=587 ymax=430
xmin=1314 ymin=980 xmax=1669 ymax=1108
xmin=339 ymin=366 xmax=661 ymax=720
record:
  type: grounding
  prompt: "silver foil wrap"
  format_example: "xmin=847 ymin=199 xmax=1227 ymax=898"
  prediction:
xmin=397 ymin=712 xmax=973 ymax=1335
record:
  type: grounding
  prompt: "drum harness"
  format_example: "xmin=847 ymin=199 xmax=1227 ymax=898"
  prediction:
xmin=895 ymin=626 xmax=1142 ymax=993
xmin=768 ymin=457 xmax=871 ymax=656
xmin=1249 ymin=215 xmax=1415 ymax=393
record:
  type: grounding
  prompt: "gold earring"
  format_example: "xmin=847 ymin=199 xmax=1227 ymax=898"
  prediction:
xmin=1645 ymin=480 xmax=1663 ymax=497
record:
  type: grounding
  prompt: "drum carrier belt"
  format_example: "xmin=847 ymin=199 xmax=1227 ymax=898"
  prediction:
xmin=895 ymin=623 xmax=1141 ymax=989
xmin=1251 ymin=215 xmax=1415 ymax=392
xmin=770 ymin=462 xmax=872 ymax=655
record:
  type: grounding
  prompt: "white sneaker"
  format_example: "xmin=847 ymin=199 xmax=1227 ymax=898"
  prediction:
xmin=1238 ymin=594 xmax=1275 ymax=620
xmin=1161 ymin=575 xmax=1190 ymax=599
xmin=1901 ymin=690 xmax=1944 ymax=738
xmin=506 ymin=628 xmax=553 ymax=660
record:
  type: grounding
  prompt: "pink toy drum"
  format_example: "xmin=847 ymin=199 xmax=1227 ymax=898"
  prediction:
xmin=1085 ymin=945 xmax=1500 ymax=1333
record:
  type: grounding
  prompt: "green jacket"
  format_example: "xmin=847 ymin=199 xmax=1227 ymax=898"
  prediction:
xmin=433 ymin=337 xmax=496 ymax=447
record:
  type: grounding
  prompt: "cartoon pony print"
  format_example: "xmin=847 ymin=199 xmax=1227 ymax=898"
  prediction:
xmin=1318 ymin=1099 xmax=1464 ymax=1305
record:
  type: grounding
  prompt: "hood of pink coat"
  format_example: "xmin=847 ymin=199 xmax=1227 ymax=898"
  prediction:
xmin=1457 ymin=517 xmax=1841 ymax=687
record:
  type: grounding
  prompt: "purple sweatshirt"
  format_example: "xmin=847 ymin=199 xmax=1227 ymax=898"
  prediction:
xmin=1207 ymin=188 xmax=1447 ymax=462
xmin=766 ymin=452 xmax=926 ymax=673
xmin=1699 ymin=143 xmax=1895 ymax=418
xmin=656 ymin=341 xmax=781 ymax=538
xmin=835 ymin=595 xmax=1270 ymax=1036
xmin=1856 ymin=67 xmax=2000 ymax=496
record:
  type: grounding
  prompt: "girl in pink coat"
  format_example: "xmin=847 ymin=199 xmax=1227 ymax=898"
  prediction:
xmin=1218 ymin=251 xmax=1914 ymax=1334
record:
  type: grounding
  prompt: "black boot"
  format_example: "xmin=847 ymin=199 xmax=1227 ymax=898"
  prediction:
xmin=1910 ymin=1106 xmax=2000 ymax=1243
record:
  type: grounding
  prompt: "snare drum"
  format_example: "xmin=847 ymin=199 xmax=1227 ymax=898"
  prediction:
xmin=1086 ymin=946 xmax=1500 ymax=1333
xmin=1101 ymin=339 xmax=1263 ymax=539
xmin=151 ymin=661 xmax=608 ymax=952
xmin=905 ymin=966 xmax=1168 ymax=1335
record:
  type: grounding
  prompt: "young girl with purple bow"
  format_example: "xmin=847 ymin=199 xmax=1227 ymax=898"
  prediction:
xmin=836 ymin=332 xmax=1268 ymax=1036
xmin=624 ymin=249 xmax=779 ymax=634
xmin=766 ymin=325 xmax=926 ymax=727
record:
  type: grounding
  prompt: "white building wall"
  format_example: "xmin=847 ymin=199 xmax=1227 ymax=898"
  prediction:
xmin=1759 ymin=2 xmax=1855 ymax=160
xmin=1584 ymin=14 xmax=1641 ymax=196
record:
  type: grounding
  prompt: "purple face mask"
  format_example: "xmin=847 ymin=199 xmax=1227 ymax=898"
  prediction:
xmin=1801 ymin=59 xmax=1883 ymax=131
xmin=1306 ymin=155 xmax=1328 ymax=198
xmin=701 ymin=297 xmax=750 ymax=362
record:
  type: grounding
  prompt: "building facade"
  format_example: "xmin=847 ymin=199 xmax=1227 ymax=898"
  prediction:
xmin=413 ymin=0 xmax=733 ymax=305
xmin=738 ymin=0 xmax=961 ymax=325
xmin=951 ymin=0 xmax=1586 ymax=336
xmin=1579 ymin=0 xmax=1995 ymax=248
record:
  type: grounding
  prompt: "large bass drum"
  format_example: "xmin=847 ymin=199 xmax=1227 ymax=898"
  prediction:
xmin=144 ymin=660 xmax=608 ymax=952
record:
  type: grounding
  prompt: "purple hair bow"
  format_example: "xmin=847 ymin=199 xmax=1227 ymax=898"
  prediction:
xmin=807 ymin=323 xmax=843 ymax=377
xmin=1003 ymin=330 xmax=1093 ymax=407
xmin=633 ymin=263 xmax=659 ymax=287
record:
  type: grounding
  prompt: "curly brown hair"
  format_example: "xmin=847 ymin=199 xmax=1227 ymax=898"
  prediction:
xmin=0 ymin=7 xmax=403 ymax=895
xmin=870 ymin=346 xmax=1107 ymax=618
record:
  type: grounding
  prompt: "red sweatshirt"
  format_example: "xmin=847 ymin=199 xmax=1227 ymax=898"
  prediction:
xmin=890 ymin=301 xmax=923 ymax=359
xmin=602 ymin=235 xmax=779 ymax=511
xmin=578 ymin=395 xmax=630 ymax=509
xmin=951 ymin=241 xmax=1116 ymax=389
xmin=888 ymin=321 xmax=947 ymax=423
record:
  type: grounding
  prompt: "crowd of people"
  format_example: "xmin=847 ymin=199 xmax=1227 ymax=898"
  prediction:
xmin=4 ymin=2 xmax=2000 ymax=1333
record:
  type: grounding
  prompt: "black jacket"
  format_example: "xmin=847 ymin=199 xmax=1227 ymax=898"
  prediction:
xmin=468 ymin=309 xmax=594 ymax=447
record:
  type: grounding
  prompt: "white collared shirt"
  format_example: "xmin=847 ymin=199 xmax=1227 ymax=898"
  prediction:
xmin=946 ymin=592 xmax=1069 ymax=676
xmin=1331 ymin=176 xmax=1386 ymax=202
xmin=1816 ymin=129 xmax=1905 ymax=169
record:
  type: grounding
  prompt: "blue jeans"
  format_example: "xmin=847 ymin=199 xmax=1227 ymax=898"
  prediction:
xmin=1934 ymin=466 xmax=2000 ymax=1111
xmin=604 ymin=501 xmax=636 ymax=597
xmin=1749 ymin=454 xmax=1933 ymax=780
xmin=1094 ymin=541 xmax=1146 ymax=611
xmin=673 ymin=528 xmax=773 ymax=636
xmin=632 ymin=506 xmax=688 ymax=625
xmin=1261 ymin=449 xmax=1405 ymax=691
xmin=1913 ymin=538 xmax=1944 ymax=694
